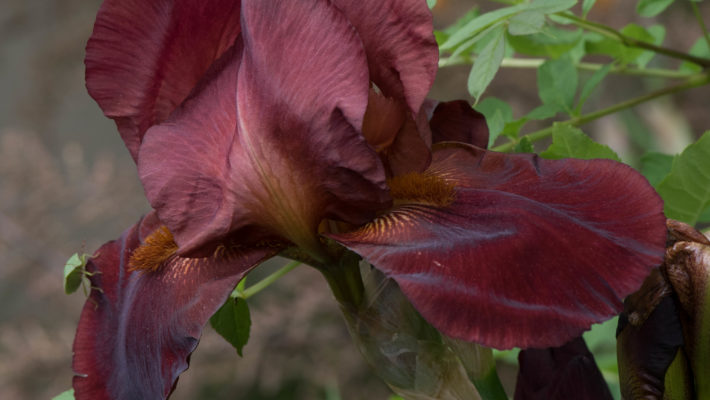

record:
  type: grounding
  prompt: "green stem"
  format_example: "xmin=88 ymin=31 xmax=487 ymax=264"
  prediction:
xmin=440 ymin=55 xmax=701 ymax=79
xmin=234 ymin=260 xmax=301 ymax=299
xmin=690 ymin=1 xmax=710 ymax=50
xmin=320 ymin=251 xmax=365 ymax=310
xmin=557 ymin=12 xmax=710 ymax=68
xmin=492 ymin=73 xmax=710 ymax=152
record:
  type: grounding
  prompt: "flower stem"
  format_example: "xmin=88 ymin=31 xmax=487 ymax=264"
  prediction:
xmin=557 ymin=12 xmax=710 ymax=68
xmin=491 ymin=73 xmax=710 ymax=152
xmin=320 ymin=251 xmax=365 ymax=310
xmin=440 ymin=55 xmax=701 ymax=79
xmin=233 ymin=260 xmax=301 ymax=299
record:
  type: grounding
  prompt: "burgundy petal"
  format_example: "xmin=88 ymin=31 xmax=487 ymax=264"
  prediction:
xmin=331 ymin=144 xmax=666 ymax=349
xmin=430 ymin=100 xmax=489 ymax=148
xmin=515 ymin=337 xmax=613 ymax=400
xmin=139 ymin=0 xmax=390 ymax=257
xmin=72 ymin=213 xmax=277 ymax=400
xmin=86 ymin=0 xmax=241 ymax=160
xmin=332 ymin=0 xmax=438 ymax=114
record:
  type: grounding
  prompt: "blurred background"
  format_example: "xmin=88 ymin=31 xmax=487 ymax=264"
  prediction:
xmin=0 ymin=0 xmax=707 ymax=399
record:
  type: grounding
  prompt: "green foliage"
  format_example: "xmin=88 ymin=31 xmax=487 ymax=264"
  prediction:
xmin=636 ymin=0 xmax=675 ymax=17
xmin=680 ymin=37 xmax=710 ymax=72
xmin=64 ymin=253 xmax=92 ymax=295
xmin=210 ymin=297 xmax=252 ymax=356
xmin=541 ymin=125 xmax=621 ymax=161
xmin=468 ymin=25 xmax=507 ymax=102
xmin=474 ymin=97 xmax=513 ymax=146
xmin=537 ymin=58 xmax=578 ymax=115
xmin=507 ymin=27 xmax=583 ymax=58
xmin=576 ymin=64 xmax=612 ymax=113
xmin=657 ymin=132 xmax=710 ymax=225
xmin=640 ymin=152 xmax=675 ymax=187
xmin=51 ymin=389 xmax=75 ymax=400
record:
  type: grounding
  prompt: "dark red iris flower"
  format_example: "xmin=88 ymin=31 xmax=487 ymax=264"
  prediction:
xmin=72 ymin=0 xmax=667 ymax=398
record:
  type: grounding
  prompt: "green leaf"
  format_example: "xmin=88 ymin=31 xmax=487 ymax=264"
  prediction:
xmin=525 ymin=103 xmax=560 ymax=120
xmin=514 ymin=136 xmax=535 ymax=153
xmin=680 ymin=37 xmax=710 ymax=73
xmin=508 ymin=11 xmax=546 ymax=36
xmin=635 ymin=25 xmax=666 ymax=68
xmin=435 ymin=7 xmax=480 ymax=46
xmin=582 ymin=0 xmax=598 ymax=16
xmin=475 ymin=97 xmax=513 ymax=146
xmin=441 ymin=4 xmax=526 ymax=50
xmin=210 ymin=297 xmax=252 ymax=356
xmin=640 ymin=152 xmax=674 ymax=187
xmin=51 ymin=389 xmax=75 ymax=400
xmin=537 ymin=57 xmax=578 ymax=114
xmin=636 ymin=0 xmax=675 ymax=17
xmin=657 ymin=132 xmax=710 ymax=225
xmin=64 ymin=253 xmax=88 ymax=295
xmin=699 ymin=205 xmax=710 ymax=223
xmin=501 ymin=118 xmax=528 ymax=140
xmin=540 ymin=124 xmax=621 ymax=161
xmin=507 ymin=27 xmax=583 ymax=58
xmin=427 ymin=0 xmax=437 ymax=9
xmin=468 ymin=25 xmax=506 ymax=103
xmin=576 ymin=64 xmax=612 ymax=113
xmin=525 ymin=0 xmax=577 ymax=14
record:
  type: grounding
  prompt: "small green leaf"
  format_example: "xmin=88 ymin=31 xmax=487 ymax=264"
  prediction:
xmin=426 ymin=0 xmax=437 ymax=9
xmin=540 ymin=124 xmax=621 ymax=161
xmin=636 ymin=25 xmax=666 ymax=68
xmin=576 ymin=64 xmax=612 ymax=112
xmin=441 ymin=4 xmax=526 ymax=50
xmin=582 ymin=0 xmax=597 ymax=16
xmin=620 ymin=23 xmax=661 ymax=67
xmin=435 ymin=7 xmax=480 ymax=47
xmin=525 ymin=103 xmax=560 ymax=120
xmin=475 ymin=97 xmax=513 ymax=146
xmin=468 ymin=25 xmax=506 ymax=103
xmin=679 ymin=38 xmax=710 ymax=73
xmin=525 ymin=0 xmax=577 ymax=14
xmin=210 ymin=297 xmax=251 ymax=356
xmin=64 ymin=253 xmax=89 ymax=295
xmin=508 ymin=11 xmax=545 ymax=36
xmin=501 ymin=118 xmax=528 ymax=140
xmin=51 ymin=389 xmax=75 ymax=400
xmin=514 ymin=136 xmax=535 ymax=153
xmin=636 ymin=0 xmax=675 ymax=17
xmin=537 ymin=57 xmax=578 ymax=114
xmin=507 ymin=27 xmax=583 ymax=58
xmin=657 ymin=132 xmax=710 ymax=225
xmin=640 ymin=152 xmax=675 ymax=187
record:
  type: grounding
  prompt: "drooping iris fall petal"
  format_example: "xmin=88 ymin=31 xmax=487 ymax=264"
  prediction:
xmin=332 ymin=0 xmax=438 ymax=115
xmin=85 ymin=0 xmax=241 ymax=160
xmin=514 ymin=337 xmax=613 ymax=400
xmin=139 ymin=0 xmax=390 ymax=257
xmin=72 ymin=213 xmax=278 ymax=400
xmin=331 ymin=144 xmax=666 ymax=349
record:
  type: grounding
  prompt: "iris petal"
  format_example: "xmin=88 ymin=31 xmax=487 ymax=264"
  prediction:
xmin=72 ymin=213 xmax=278 ymax=400
xmin=85 ymin=0 xmax=241 ymax=160
xmin=331 ymin=144 xmax=666 ymax=349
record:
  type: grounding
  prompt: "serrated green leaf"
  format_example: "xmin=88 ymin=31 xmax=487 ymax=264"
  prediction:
xmin=537 ymin=57 xmax=578 ymax=114
xmin=640 ymin=152 xmax=674 ymax=187
xmin=636 ymin=0 xmax=675 ymax=17
xmin=507 ymin=27 xmax=583 ymax=58
xmin=508 ymin=11 xmax=545 ymax=36
xmin=51 ymin=389 xmax=75 ymax=400
xmin=540 ymin=124 xmax=621 ymax=161
xmin=525 ymin=0 xmax=577 ymax=13
xmin=475 ymin=97 xmax=513 ymax=146
xmin=468 ymin=25 xmax=506 ymax=103
xmin=441 ymin=4 xmax=526 ymax=50
xmin=210 ymin=297 xmax=251 ymax=356
xmin=576 ymin=64 xmax=612 ymax=112
xmin=525 ymin=103 xmax=560 ymax=120
xmin=679 ymin=38 xmax=710 ymax=72
xmin=64 ymin=253 xmax=88 ymax=295
xmin=582 ymin=0 xmax=598 ymax=16
xmin=657 ymin=132 xmax=710 ymax=225
xmin=514 ymin=136 xmax=535 ymax=153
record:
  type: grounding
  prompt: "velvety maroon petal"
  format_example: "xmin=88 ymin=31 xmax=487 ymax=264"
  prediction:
xmin=430 ymin=101 xmax=489 ymax=148
xmin=85 ymin=0 xmax=241 ymax=160
xmin=331 ymin=144 xmax=666 ymax=349
xmin=515 ymin=337 xmax=613 ymax=400
xmin=332 ymin=0 xmax=438 ymax=114
xmin=139 ymin=0 xmax=390 ymax=257
xmin=72 ymin=213 xmax=277 ymax=400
